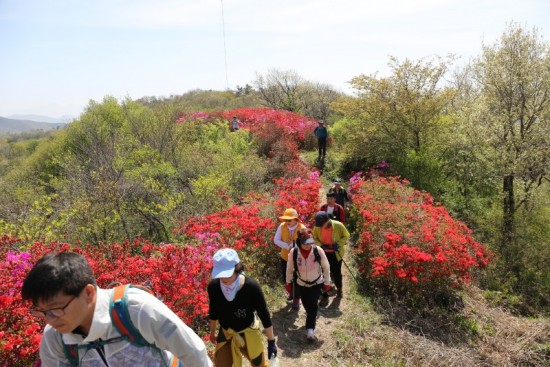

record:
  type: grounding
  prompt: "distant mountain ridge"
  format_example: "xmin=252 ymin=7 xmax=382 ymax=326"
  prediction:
xmin=8 ymin=114 xmax=75 ymax=124
xmin=0 ymin=116 xmax=67 ymax=134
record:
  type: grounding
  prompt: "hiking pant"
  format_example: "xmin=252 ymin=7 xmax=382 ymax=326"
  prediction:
xmin=317 ymin=137 xmax=327 ymax=156
xmin=326 ymin=252 xmax=343 ymax=290
xmin=280 ymin=258 xmax=287 ymax=284
xmin=215 ymin=334 xmax=267 ymax=367
xmin=297 ymin=283 xmax=322 ymax=329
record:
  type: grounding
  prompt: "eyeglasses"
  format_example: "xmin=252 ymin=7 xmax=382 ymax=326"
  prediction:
xmin=30 ymin=294 xmax=79 ymax=319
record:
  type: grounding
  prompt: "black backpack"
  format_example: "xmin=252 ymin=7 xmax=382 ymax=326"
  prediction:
xmin=292 ymin=246 xmax=322 ymax=286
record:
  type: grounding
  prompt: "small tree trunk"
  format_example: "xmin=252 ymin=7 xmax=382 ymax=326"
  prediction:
xmin=502 ymin=174 xmax=515 ymax=264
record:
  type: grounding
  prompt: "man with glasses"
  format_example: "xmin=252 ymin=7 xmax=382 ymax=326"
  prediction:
xmin=22 ymin=252 xmax=212 ymax=367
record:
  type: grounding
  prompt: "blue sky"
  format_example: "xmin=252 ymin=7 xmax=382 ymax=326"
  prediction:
xmin=1 ymin=0 xmax=549 ymax=118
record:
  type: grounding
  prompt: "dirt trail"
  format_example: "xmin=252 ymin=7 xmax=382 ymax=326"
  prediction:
xmin=270 ymin=186 xmax=355 ymax=367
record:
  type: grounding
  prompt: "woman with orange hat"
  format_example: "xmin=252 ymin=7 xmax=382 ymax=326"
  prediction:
xmin=273 ymin=208 xmax=307 ymax=309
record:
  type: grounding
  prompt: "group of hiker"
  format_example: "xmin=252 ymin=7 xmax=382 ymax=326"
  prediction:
xmin=21 ymin=138 xmax=351 ymax=366
xmin=21 ymin=179 xmax=351 ymax=367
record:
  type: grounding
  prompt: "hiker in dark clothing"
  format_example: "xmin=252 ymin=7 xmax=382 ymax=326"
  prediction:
xmin=208 ymin=248 xmax=277 ymax=367
xmin=328 ymin=178 xmax=350 ymax=209
xmin=313 ymin=121 xmax=328 ymax=158
xmin=231 ymin=116 xmax=240 ymax=131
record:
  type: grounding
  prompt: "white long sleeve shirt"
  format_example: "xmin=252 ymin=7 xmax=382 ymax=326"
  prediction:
xmin=39 ymin=287 xmax=213 ymax=367
xmin=286 ymin=246 xmax=331 ymax=287
xmin=273 ymin=222 xmax=299 ymax=250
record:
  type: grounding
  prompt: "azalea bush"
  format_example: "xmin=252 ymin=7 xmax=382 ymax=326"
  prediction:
xmin=178 ymin=107 xmax=318 ymax=150
xmin=175 ymin=169 xmax=322 ymax=284
xmin=2 ymin=107 xmax=323 ymax=365
xmin=349 ymin=174 xmax=494 ymax=298
xmin=177 ymin=108 xmax=318 ymax=179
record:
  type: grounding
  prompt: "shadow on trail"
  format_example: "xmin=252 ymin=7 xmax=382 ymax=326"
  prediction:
xmin=271 ymin=303 xmax=325 ymax=359
xmin=314 ymin=156 xmax=325 ymax=175
xmin=317 ymin=297 xmax=343 ymax=319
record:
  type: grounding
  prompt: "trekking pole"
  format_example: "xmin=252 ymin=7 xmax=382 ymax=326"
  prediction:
xmin=341 ymin=258 xmax=360 ymax=286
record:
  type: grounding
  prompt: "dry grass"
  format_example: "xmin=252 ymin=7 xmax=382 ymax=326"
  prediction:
xmin=271 ymin=256 xmax=549 ymax=366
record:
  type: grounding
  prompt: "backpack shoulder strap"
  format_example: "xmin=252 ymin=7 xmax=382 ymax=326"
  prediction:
xmin=313 ymin=246 xmax=321 ymax=263
xmin=63 ymin=342 xmax=80 ymax=366
xmin=110 ymin=284 xmax=150 ymax=346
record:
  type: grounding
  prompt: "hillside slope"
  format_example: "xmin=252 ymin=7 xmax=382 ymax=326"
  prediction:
xmin=0 ymin=116 xmax=66 ymax=134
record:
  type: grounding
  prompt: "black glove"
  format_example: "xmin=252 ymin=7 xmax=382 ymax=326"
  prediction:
xmin=267 ymin=339 xmax=277 ymax=359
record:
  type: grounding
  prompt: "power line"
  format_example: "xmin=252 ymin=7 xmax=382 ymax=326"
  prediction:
xmin=220 ymin=0 xmax=229 ymax=90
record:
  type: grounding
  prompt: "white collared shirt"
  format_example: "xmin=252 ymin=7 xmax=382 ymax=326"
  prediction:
xmin=39 ymin=287 xmax=213 ymax=367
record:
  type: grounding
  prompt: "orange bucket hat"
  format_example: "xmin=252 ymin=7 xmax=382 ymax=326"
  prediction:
xmin=278 ymin=208 xmax=301 ymax=222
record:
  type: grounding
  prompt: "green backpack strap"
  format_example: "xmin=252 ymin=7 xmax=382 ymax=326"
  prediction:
xmin=110 ymin=284 xmax=152 ymax=346
xmin=63 ymin=342 xmax=80 ymax=366
xmin=110 ymin=284 xmax=181 ymax=367
xmin=62 ymin=284 xmax=179 ymax=367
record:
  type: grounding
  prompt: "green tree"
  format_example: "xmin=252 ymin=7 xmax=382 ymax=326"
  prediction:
xmin=333 ymin=56 xmax=455 ymax=190
xmin=472 ymin=24 xmax=550 ymax=266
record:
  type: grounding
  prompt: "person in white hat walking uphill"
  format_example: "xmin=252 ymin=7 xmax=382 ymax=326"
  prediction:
xmin=208 ymin=248 xmax=277 ymax=367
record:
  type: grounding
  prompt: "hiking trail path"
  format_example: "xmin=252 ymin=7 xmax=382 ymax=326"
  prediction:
xmin=269 ymin=186 xmax=357 ymax=367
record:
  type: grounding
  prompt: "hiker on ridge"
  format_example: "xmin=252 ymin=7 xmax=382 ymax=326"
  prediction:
xmin=286 ymin=229 xmax=331 ymax=342
xmin=208 ymin=248 xmax=277 ymax=367
xmin=22 ymin=252 xmax=212 ymax=367
xmin=273 ymin=208 xmax=307 ymax=309
xmin=328 ymin=178 xmax=350 ymax=209
xmin=231 ymin=116 xmax=240 ymax=131
xmin=313 ymin=211 xmax=350 ymax=307
xmin=313 ymin=120 xmax=328 ymax=158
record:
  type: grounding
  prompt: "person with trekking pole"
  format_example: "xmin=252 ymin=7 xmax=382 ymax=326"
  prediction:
xmin=313 ymin=211 xmax=350 ymax=307
xmin=208 ymin=248 xmax=277 ymax=367
xmin=273 ymin=208 xmax=307 ymax=310
xmin=286 ymin=229 xmax=331 ymax=342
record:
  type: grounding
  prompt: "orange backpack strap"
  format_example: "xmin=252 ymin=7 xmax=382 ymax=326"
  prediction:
xmin=110 ymin=284 xmax=149 ymax=345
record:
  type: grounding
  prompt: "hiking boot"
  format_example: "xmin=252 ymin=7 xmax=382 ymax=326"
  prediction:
xmin=318 ymin=294 xmax=329 ymax=307
xmin=291 ymin=298 xmax=300 ymax=310
xmin=306 ymin=328 xmax=316 ymax=342
xmin=336 ymin=289 xmax=343 ymax=298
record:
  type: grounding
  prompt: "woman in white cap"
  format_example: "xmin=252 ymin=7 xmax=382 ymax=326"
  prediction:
xmin=273 ymin=208 xmax=307 ymax=309
xmin=208 ymin=248 xmax=277 ymax=367
xmin=286 ymin=230 xmax=331 ymax=341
